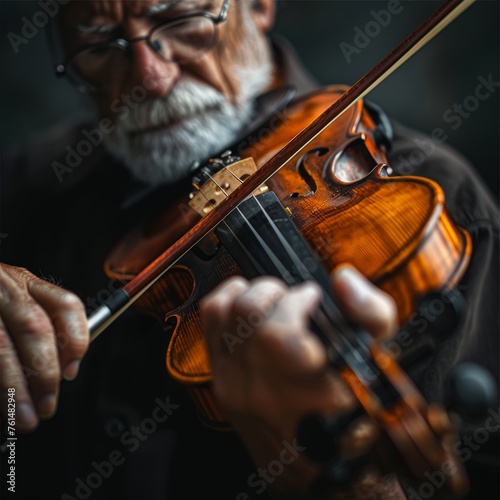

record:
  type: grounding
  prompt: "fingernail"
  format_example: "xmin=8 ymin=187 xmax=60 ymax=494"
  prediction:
xmin=335 ymin=266 xmax=372 ymax=303
xmin=36 ymin=393 xmax=57 ymax=418
xmin=18 ymin=403 xmax=38 ymax=428
xmin=63 ymin=360 xmax=80 ymax=381
xmin=334 ymin=264 xmax=358 ymax=279
xmin=298 ymin=281 xmax=322 ymax=299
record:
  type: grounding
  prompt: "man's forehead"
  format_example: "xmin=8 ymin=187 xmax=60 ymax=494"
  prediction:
xmin=65 ymin=0 xmax=207 ymax=20
xmin=125 ymin=0 xmax=203 ymax=15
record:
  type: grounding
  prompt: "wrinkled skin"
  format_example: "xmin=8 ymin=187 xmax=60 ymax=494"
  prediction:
xmin=201 ymin=266 xmax=401 ymax=498
xmin=1 ymin=1 xmax=404 ymax=497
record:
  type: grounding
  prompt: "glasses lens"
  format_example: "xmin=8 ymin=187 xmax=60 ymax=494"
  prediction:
xmin=63 ymin=16 xmax=217 ymax=91
xmin=151 ymin=16 xmax=216 ymax=64
xmin=67 ymin=44 xmax=127 ymax=89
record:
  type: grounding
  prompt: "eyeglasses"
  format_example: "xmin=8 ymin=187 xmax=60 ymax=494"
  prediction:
xmin=55 ymin=0 xmax=229 ymax=92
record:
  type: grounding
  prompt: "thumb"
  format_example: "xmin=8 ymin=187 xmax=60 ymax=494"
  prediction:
xmin=331 ymin=265 xmax=398 ymax=341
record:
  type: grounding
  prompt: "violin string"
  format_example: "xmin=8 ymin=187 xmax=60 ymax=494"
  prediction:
xmin=199 ymin=170 xmax=270 ymax=276
xmin=210 ymin=169 xmax=365 ymax=358
xmin=201 ymin=169 xmax=374 ymax=380
xmin=247 ymin=192 xmax=375 ymax=379
xmin=199 ymin=168 xmax=467 ymax=489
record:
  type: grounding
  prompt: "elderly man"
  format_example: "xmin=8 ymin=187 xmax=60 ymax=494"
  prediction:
xmin=1 ymin=1 xmax=498 ymax=499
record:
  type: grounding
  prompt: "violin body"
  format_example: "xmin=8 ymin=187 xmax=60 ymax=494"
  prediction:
xmin=105 ymin=86 xmax=471 ymax=424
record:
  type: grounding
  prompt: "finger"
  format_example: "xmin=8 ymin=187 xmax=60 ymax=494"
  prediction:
xmin=28 ymin=280 xmax=89 ymax=381
xmin=250 ymin=282 xmax=356 ymax=415
xmin=200 ymin=276 xmax=250 ymax=359
xmin=223 ymin=276 xmax=289 ymax=356
xmin=255 ymin=281 xmax=327 ymax=374
xmin=203 ymin=276 xmax=289 ymax=359
xmin=230 ymin=276 xmax=288 ymax=325
xmin=0 ymin=316 xmax=39 ymax=432
xmin=2 ymin=301 xmax=60 ymax=420
xmin=0 ymin=271 xmax=61 ymax=422
xmin=331 ymin=265 xmax=398 ymax=341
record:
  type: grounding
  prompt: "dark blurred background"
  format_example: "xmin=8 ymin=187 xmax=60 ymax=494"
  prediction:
xmin=1 ymin=0 xmax=499 ymax=199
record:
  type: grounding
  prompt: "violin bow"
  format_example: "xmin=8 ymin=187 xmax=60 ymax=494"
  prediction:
xmin=88 ymin=0 xmax=475 ymax=341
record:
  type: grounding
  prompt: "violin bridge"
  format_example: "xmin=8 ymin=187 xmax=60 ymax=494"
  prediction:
xmin=188 ymin=157 xmax=268 ymax=217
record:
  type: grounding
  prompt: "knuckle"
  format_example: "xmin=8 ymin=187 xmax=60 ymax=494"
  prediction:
xmin=72 ymin=330 xmax=90 ymax=350
xmin=30 ymin=350 xmax=60 ymax=384
xmin=4 ymin=264 xmax=34 ymax=285
xmin=57 ymin=291 xmax=85 ymax=312
xmin=1 ymin=365 xmax=27 ymax=392
xmin=371 ymin=294 xmax=398 ymax=339
xmin=29 ymin=344 xmax=58 ymax=371
xmin=15 ymin=265 xmax=33 ymax=278
xmin=232 ymin=281 xmax=285 ymax=319
xmin=17 ymin=309 xmax=54 ymax=338
xmin=380 ymin=293 xmax=398 ymax=322
xmin=40 ymin=366 xmax=62 ymax=387
xmin=231 ymin=296 xmax=272 ymax=324
xmin=62 ymin=333 xmax=89 ymax=357
xmin=0 ymin=265 xmax=30 ymax=302
xmin=231 ymin=294 xmax=256 ymax=318
xmin=1 ymin=263 xmax=26 ymax=275
xmin=201 ymin=277 xmax=249 ymax=316
xmin=0 ymin=325 xmax=14 ymax=350
xmin=252 ymin=276 xmax=286 ymax=291
xmin=199 ymin=293 xmax=222 ymax=317
xmin=0 ymin=353 xmax=28 ymax=394
xmin=254 ymin=278 xmax=288 ymax=304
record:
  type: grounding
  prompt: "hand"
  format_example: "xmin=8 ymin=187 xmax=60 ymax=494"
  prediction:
xmin=0 ymin=264 xmax=89 ymax=432
xmin=200 ymin=265 xmax=401 ymax=498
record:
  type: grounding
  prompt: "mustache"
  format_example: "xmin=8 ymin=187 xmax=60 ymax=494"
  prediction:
xmin=121 ymin=80 xmax=226 ymax=134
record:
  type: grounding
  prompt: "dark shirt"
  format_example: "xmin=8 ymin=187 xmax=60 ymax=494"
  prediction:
xmin=1 ymin=38 xmax=498 ymax=500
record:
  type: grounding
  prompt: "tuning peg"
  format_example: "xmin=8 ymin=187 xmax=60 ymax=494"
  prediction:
xmin=448 ymin=362 xmax=498 ymax=420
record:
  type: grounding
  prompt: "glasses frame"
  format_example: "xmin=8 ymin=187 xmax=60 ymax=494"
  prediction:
xmin=55 ymin=0 xmax=229 ymax=92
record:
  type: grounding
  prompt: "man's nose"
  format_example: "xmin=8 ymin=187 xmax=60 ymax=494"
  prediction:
xmin=125 ymin=40 xmax=180 ymax=98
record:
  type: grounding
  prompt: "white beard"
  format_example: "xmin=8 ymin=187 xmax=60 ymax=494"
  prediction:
xmin=102 ymin=59 xmax=273 ymax=186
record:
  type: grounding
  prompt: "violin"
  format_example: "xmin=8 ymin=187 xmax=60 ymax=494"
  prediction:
xmin=87 ymin=0 xmax=478 ymax=496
